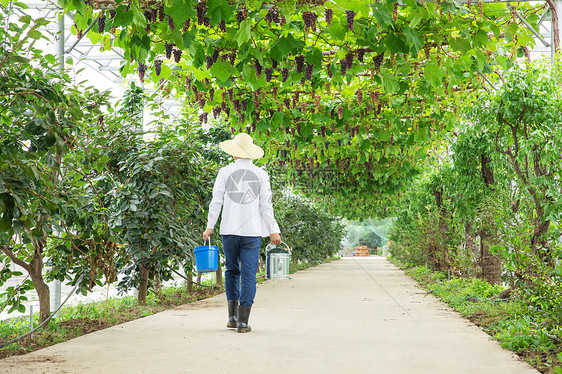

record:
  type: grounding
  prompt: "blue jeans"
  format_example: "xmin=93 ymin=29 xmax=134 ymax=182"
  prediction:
xmin=222 ymin=235 xmax=261 ymax=307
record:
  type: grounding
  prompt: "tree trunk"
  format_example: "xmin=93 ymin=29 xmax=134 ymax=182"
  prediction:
xmin=33 ymin=275 xmax=51 ymax=323
xmin=1 ymin=241 xmax=51 ymax=323
xmin=432 ymin=186 xmax=449 ymax=271
xmin=196 ymin=272 xmax=202 ymax=286
xmin=480 ymin=231 xmax=501 ymax=285
xmin=464 ymin=221 xmax=479 ymax=275
xmin=215 ymin=261 xmax=223 ymax=288
xmin=29 ymin=251 xmax=50 ymax=323
xmin=138 ymin=264 xmax=150 ymax=304
xmin=187 ymin=270 xmax=193 ymax=293
xmin=479 ymin=151 xmax=502 ymax=284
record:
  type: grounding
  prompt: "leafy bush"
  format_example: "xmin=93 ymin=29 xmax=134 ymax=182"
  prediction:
xmin=272 ymin=190 xmax=345 ymax=264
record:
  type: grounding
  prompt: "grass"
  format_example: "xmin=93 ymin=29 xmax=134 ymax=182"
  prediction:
xmin=0 ymin=282 xmax=222 ymax=359
xmin=0 ymin=256 xmax=339 ymax=359
xmin=399 ymin=263 xmax=562 ymax=374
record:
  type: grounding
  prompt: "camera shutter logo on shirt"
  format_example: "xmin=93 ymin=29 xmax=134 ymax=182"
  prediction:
xmin=225 ymin=169 xmax=260 ymax=204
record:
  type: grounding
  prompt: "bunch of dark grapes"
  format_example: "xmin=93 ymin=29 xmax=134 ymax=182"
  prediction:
xmin=281 ymin=67 xmax=289 ymax=82
xmin=206 ymin=56 xmax=214 ymax=69
xmin=109 ymin=10 xmax=116 ymax=19
xmin=212 ymin=106 xmax=222 ymax=119
xmin=168 ymin=15 xmax=175 ymax=30
xmin=185 ymin=76 xmax=192 ymax=90
xmin=271 ymin=58 xmax=278 ymax=69
xmin=265 ymin=8 xmax=280 ymax=24
xmin=326 ymin=64 xmax=333 ymax=78
xmin=233 ymin=99 xmax=241 ymax=113
xmin=345 ymin=10 xmax=356 ymax=31
xmin=284 ymin=98 xmax=291 ymax=109
xmin=158 ymin=3 xmax=165 ymax=21
xmin=325 ymin=8 xmax=333 ymax=25
xmin=320 ymin=125 xmax=326 ymax=137
xmin=302 ymin=11 xmax=318 ymax=31
xmin=357 ymin=48 xmax=366 ymax=62
xmin=337 ymin=106 xmax=343 ymax=119
xmin=183 ymin=19 xmax=191 ymax=32
xmin=254 ymin=59 xmax=263 ymax=77
xmin=154 ymin=60 xmax=162 ymax=76
xmin=356 ymin=89 xmax=363 ymax=104
xmin=199 ymin=99 xmax=206 ymax=109
xmin=199 ymin=112 xmax=208 ymax=124
xmin=345 ymin=52 xmax=354 ymax=69
xmin=265 ymin=68 xmax=273 ymax=82
xmin=209 ymin=88 xmax=215 ymax=102
xmin=340 ymin=59 xmax=347 ymax=75
xmin=242 ymin=99 xmax=248 ymax=112
xmin=393 ymin=3 xmax=398 ymax=22
xmin=196 ymin=2 xmax=208 ymax=25
xmin=143 ymin=9 xmax=152 ymax=23
xmin=272 ymin=86 xmax=278 ymax=99
xmin=98 ymin=14 xmax=106 ymax=33
xmin=373 ymin=52 xmax=384 ymax=72
xmin=165 ymin=42 xmax=173 ymax=59
xmin=173 ymin=49 xmax=182 ymax=63
xmin=295 ymin=55 xmax=305 ymax=73
xmin=236 ymin=9 xmax=248 ymax=25
xmin=219 ymin=20 xmax=226 ymax=32
xmin=305 ymin=64 xmax=314 ymax=81
xmin=228 ymin=88 xmax=233 ymax=101
xmin=138 ymin=63 xmax=147 ymax=83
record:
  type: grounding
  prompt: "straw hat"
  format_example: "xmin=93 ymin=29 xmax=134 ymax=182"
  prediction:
xmin=220 ymin=133 xmax=264 ymax=159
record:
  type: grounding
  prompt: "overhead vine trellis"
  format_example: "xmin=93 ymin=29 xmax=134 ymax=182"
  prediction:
xmin=51 ymin=0 xmax=559 ymax=217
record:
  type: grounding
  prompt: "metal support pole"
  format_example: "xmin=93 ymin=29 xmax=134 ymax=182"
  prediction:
xmin=29 ymin=306 xmax=34 ymax=339
xmin=49 ymin=12 xmax=64 ymax=315
xmin=509 ymin=5 xmax=551 ymax=47
xmin=550 ymin=0 xmax=562 ymax=58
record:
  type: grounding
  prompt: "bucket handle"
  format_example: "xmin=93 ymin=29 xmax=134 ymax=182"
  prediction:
xmin=266 ymin=241 xmax=291 ymax=253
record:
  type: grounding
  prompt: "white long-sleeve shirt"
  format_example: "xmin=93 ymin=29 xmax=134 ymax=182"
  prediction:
xmin=207 ymin=159 xmax=280 ymax=237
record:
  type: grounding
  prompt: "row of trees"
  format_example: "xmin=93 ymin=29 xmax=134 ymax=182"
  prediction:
xmin=389 ymin=61 xmax=562 ymax=322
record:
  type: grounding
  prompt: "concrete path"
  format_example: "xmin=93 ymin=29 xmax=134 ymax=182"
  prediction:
xmin=0 ymin=257 xmax=537 ymax=374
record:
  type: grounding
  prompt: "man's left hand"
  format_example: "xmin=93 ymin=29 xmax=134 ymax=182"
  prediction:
xmin=270 ymin=233 xmax=281 ymax=245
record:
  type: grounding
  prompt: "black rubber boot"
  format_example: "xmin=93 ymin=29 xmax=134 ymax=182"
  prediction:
xmin=237 ymin=305 xmax=252 ymax=333
xmin=227 ymin=300 xmax=238 ymax=328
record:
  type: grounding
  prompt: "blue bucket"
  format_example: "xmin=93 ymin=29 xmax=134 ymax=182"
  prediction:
xmin=194 ymin=243 xmax=219 ymax=273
